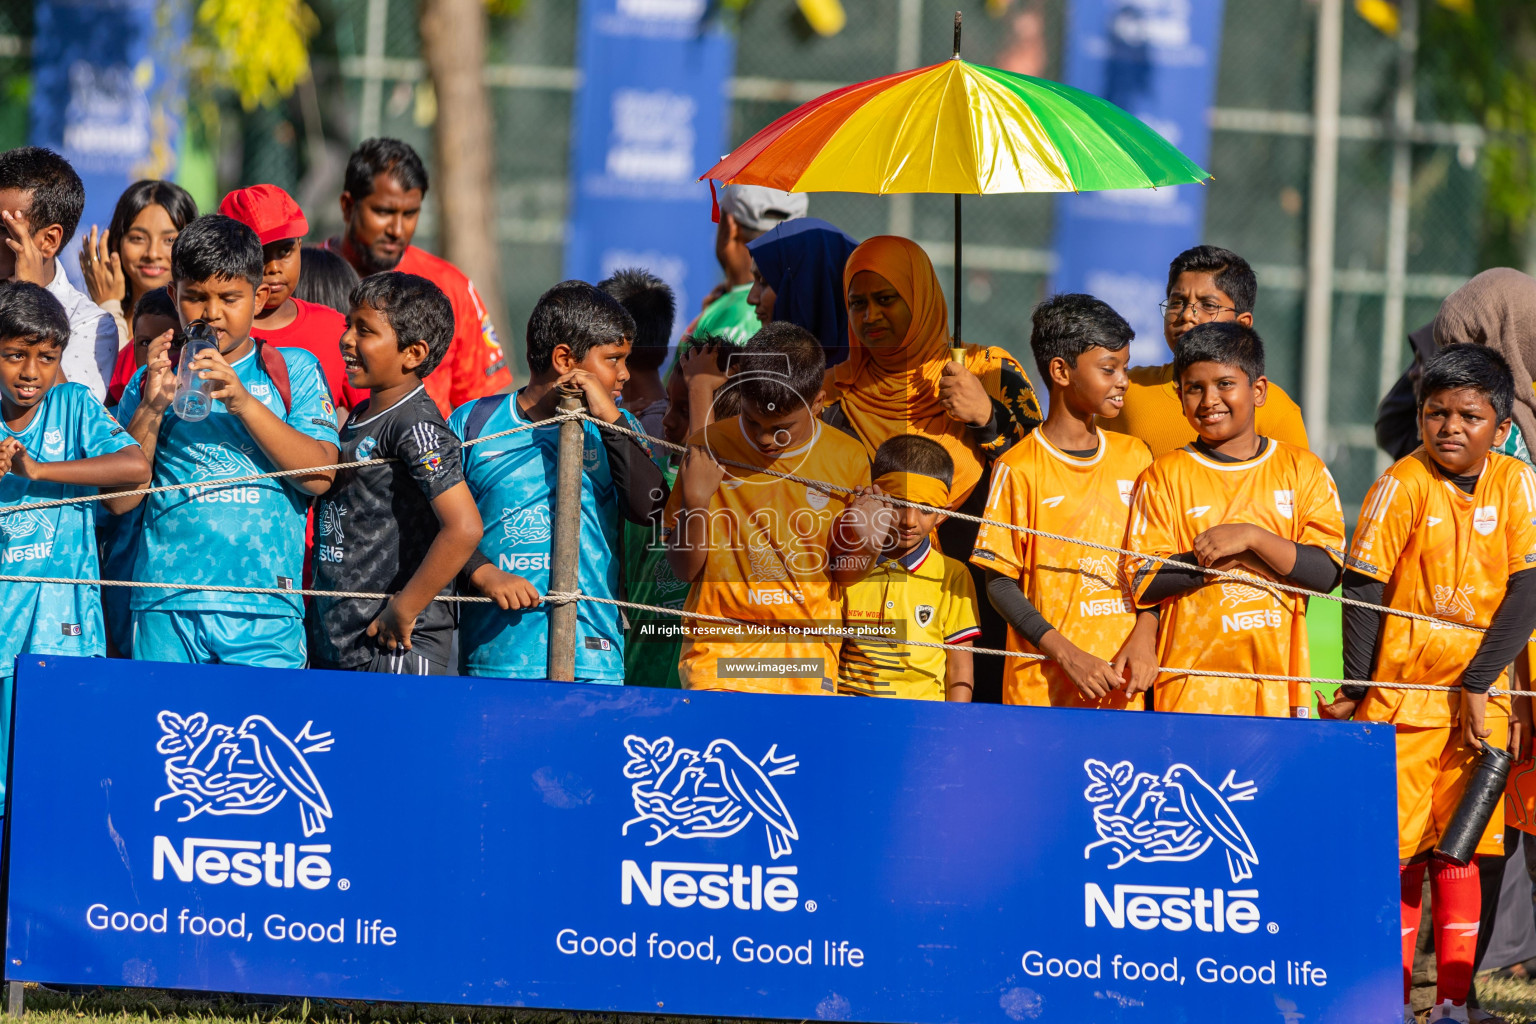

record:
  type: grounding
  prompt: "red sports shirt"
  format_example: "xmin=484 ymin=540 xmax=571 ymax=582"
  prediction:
xmin=395 ymin=245 xmax=513 ymax=415
xmin=251 ymin=298 xmax=368 ymax=410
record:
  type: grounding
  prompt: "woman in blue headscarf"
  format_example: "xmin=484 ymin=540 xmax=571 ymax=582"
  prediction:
xmin=746 ymin=217 xmax=860 ymax=367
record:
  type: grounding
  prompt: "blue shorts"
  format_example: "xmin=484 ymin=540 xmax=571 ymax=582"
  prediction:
xmin=132 ymin=611 xmax=306 ymax=669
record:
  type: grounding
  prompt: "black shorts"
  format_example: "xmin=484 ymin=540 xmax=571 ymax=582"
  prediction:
xmin=316 ymin=628 xmax=452 ymax=676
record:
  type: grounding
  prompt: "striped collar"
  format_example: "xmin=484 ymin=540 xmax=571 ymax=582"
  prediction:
xmin=879 ymin=537 xmax=932 ymax=573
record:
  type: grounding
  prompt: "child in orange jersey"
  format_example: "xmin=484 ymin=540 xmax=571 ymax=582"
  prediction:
xmin=1321 ymin=345 xmax=1536 ymax=1022
xmin=972 ymin=293 xmax=1154 ymax=708
xmin=1123 ymin=321 xmax=1344 ymax=717
xmin=664 ymin=322 xmax=876 ymax=694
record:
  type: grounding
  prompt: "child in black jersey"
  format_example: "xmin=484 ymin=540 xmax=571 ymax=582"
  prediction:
xmin=307 ymin=272 xmax=483 ymax=673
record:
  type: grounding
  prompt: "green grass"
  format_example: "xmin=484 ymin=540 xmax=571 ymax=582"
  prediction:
xmin=1476 ymin=973 xmax=1536 ymax=1021
xmin=1305 ymin=590 xmax=1344 ymax=709
xmin=11 ymin=986 xmax=757 ymax=1024
xmin=20 ymin=979 xmax=1536 ymax=1024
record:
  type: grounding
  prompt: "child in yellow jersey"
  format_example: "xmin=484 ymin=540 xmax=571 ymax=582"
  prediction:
xmin=1123 ymin=321 xmax=1344 ymax=718
xmin=1319 ymin=345 xmax=1536 ymax=1020
xmin=839 ymin=436 xmax=979 ymax=701
xmin=664 ymin=322 xmax=876 ymax=694
xmin=972 ymin=293 xmax=1154 ymax=708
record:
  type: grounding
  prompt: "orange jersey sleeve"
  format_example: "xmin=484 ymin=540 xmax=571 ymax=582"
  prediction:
xmin=666 ymin=420 xmax=871 ymax=694
xmin=972 ymin=429 xmax=1150 ymax=708
xmin=1125 ymin=441 xmax=1343 ymax=717
xmin=1351 ymin=451 xmax=1536 ymax=726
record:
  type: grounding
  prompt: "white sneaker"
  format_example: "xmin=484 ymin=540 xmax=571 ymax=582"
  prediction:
xmin=1404 ymin=1005 xmax=1419 ymax=1023
xmin=1430 ymin=1003 xmax=1471 ymax=1022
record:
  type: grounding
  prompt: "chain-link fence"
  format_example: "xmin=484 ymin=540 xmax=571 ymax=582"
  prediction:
xmin=0 ymin=0 xmax=1490 ymax=521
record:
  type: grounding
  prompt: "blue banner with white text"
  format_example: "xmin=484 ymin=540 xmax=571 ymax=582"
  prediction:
xmin=563 ymin=0 xmax=733 ymax=341
xmin=28 ymin=0 xmax=187 ymax=289
xmin=1052 ymin=0 xmax=1224 ymax=366
xmin=6 ymin=655 xmax=1400 ymax=1022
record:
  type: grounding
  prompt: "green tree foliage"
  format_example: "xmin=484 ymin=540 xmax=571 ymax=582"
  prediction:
xmin=194 ymin=0 xmax=319 ymax=109
xmin=1422 ymin=0 xmax=1536 ymax=264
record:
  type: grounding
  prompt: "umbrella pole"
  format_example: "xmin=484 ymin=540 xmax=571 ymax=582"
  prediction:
xmin=953 ymin=192 xmax=963 ymax=357
xmin=951 ymin=11 xmax=964 ymax=360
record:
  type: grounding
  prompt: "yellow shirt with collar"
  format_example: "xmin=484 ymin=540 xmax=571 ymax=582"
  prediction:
xmin=838 ymin=539 xmax=981 ymax=700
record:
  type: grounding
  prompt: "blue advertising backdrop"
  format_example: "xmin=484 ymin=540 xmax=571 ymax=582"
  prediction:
xmin=562 ymin=0 xmax=734 ymax=342
xmin=1051 ymin=0 xmax=1224 ymax=367
xmin=7 ymin=655 xmax=1400 ymax=1022
xmin=28 ymin=0 xmax=186 ymax=290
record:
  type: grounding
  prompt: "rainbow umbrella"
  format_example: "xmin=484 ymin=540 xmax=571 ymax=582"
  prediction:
xmin=702 ymin=16 xmax=1210 ymax=343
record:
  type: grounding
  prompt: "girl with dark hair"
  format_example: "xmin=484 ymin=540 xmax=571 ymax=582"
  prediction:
xmin=294 ymin=244 xmax=361 ymax=316
xmin=77 ymin=179 xmax=198 ymax=343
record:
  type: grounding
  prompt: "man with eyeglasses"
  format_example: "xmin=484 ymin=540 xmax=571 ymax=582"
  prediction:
xmin=1101 ymin=245 xmax=1309 ymax=458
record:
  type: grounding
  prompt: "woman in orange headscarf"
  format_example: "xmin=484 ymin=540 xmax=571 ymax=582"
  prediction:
xmin=824 ymin=235 xmax=1040 ymax=504
xmin=824 ymin=236 xmax=1041 ymax=702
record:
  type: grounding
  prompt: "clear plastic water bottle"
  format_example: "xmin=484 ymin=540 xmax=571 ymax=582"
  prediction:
xmin=172 ymin=322 xmax=219 ymax=422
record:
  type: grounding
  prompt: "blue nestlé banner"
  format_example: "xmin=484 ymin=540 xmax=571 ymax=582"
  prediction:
xmin=28 ymin=0 xmax=187 ymax=290
xmin=563 ymin=0 xmax=734 ymax=341
xmin=7 ymin=656 xmax=1400 ymax=1022
xmin=1051 ymin=0 xmax=1225 ymax=366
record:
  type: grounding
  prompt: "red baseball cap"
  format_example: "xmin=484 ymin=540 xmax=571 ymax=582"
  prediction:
xmin=218 ymin=184 xmax=309 ymax=246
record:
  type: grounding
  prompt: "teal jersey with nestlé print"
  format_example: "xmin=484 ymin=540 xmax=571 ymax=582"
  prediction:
xmin=449 ymin=393 xmax=640 ymax=682
xmin=0 ymin=382 xmax=139 ymax=665
xmin=115 ymin=345 xmax=338 ymax=618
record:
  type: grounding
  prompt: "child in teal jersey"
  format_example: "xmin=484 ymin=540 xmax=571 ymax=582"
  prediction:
xmin=0 ymin=280 xmax=149 ymax=799
xmin=451 ymin=280 xmax=668 ymax=682
xmin=109 ymin=215 xmax=339 ymax=667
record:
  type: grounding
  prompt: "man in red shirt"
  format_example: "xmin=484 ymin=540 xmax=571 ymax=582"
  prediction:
xmin=329 ymin=138 xmax=512 ymax=414
xmin=219 ymin=184 xmax=368 ymax=413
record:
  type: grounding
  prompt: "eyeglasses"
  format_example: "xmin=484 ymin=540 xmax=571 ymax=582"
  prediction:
xmin=1159 ymin=298 xmax=1238 ymax=322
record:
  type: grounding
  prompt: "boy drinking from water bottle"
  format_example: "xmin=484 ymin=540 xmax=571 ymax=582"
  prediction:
xmin=1321 ymin=345 xmax=1536 ymax=1022
xmin=108 ymin=214 xmax=339 ymax=668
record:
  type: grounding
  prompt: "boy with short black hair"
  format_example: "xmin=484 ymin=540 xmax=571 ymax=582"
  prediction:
xmin=308 ymin=272 xmax=483 ymax=674
xmin=0 ymin=146 xmax=117 ymax=397
xmin=106 ymin=287 xmax=178 ymax=406
xmin=599 ymin=267 xmax=676 ymax=438
xmin=1322 ymin=344 xmax=1536 ymax=1021
xmin=0 ymin=281 xmax=149 ymax=797
xmin=840 ymin=435 xmax=978 ymax=701
xmin=1123 ymin=320 xmax=1344 ymax=717
xmin=1103 ymin=244 xmax=1308 ymax=458
xmin=109 ymin=214 xmax=340 ymax=668
xmin=221 ymin=184 xmax=366 ymax=412
xmin=664 ymin=321 xmax=874 ymax=694
xmin=972 ymin=293 xmax=1154 ymax=708
xmin=450 ymin=280 xmax=667 ymax=682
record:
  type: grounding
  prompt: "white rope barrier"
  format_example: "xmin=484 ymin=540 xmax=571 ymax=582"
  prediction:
xmin=550 ymin=589 xmax=1527 ymax=699
xmin=10 ymin=574 xmax=1516 ymax=697
xmin=0 ymin=402 xmax=1526 ymax=696
xmin=0 ymin=414 xmax=565 ymax=515
xmin=578 ymin=412 xmax=1493 ymax=638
